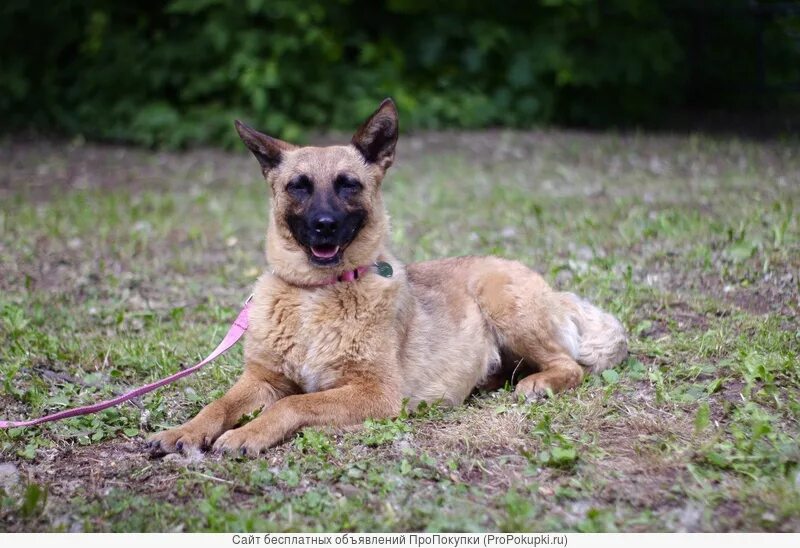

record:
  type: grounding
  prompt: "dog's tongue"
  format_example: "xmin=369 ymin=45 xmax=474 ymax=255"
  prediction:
xmin=311 ymin=245 xmax=339 ymax=259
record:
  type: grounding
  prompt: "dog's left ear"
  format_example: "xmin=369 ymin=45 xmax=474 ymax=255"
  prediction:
xmin=351 ymin=98 xmax=399 ymax=172
xmin=235 ymin=120 xmax=297 ymax=178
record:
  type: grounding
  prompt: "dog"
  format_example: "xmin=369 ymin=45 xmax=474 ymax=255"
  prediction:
xmin=147 ymin=99 xmax=628 ymax=456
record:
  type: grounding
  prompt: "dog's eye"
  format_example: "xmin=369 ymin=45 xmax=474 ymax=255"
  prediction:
xmin=286 ymin=176 xmax=313 ymax=199
xmin=334 ymin=175 xmax=362 ymax=197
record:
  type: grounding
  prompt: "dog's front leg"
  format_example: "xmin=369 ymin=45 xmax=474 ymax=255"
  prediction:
xmin=212 ymin=378 xmax=401 ymax=456
xmin=147 ymin=367 xmax=294 ymax=453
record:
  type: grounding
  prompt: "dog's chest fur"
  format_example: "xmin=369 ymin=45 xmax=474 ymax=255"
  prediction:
xmin=245 ymin=273 xmax=402 ymax=392
xmin=243 ymin=261 xmax=505 ymax=407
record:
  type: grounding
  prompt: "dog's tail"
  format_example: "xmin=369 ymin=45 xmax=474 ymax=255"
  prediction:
xmin=555 ymin=292 xmax=628 ymax=374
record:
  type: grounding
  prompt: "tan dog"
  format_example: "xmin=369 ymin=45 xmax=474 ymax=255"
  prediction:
xmin=147 ymin=99 xmax=628 ymax=456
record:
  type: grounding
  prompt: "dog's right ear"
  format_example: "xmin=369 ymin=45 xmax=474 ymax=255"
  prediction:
xmin=234 ymin=120 xmax=296 ymax=177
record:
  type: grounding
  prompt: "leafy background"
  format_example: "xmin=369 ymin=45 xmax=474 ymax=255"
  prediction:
xmin=1 ymin=0 xmax=798 ymax=147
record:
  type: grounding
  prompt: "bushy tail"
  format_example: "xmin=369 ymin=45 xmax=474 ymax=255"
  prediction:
xmin=556 ymin=293 xmax=628 ymax=373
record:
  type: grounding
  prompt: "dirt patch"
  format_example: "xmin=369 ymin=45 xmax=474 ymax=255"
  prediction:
xmin=15 ymin=440 xmax=158 ymax=499
xmin=717 ymin=379 xmax=748 ymax=405
xmin=585 ymin=394 xmax=694 ymax=504
xmin=2 ymin=437 xmax=266 ymax=531
xmin=666 ymin=301 xmax=713 ymax=331
xmin=647 ymin=258 xmax=799 ymax=318
xmin=727 ymin=278 xmax=798 ymax=317
xmin=633 ymin=298 xmax=713 ymax=342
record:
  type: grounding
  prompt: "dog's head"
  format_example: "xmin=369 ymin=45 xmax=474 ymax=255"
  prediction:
xmin=236 ymin=99 xmax=398 ymax=284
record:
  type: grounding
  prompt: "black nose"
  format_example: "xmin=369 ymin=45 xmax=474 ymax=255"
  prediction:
xmin=313 ymin=216 xmax=337 ymax=236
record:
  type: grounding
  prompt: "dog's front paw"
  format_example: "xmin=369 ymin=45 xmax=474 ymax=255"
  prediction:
xmin=147 ymin=424 xmax=216 ymax=454
xmin=212 ymin=426 xmax=283 ymax=457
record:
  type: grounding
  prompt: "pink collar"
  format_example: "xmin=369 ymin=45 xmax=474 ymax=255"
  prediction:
xmin=314 ymin=265 xmax=370 ymax=286
xmin=281 ymin=260 xmax=393 ymax=288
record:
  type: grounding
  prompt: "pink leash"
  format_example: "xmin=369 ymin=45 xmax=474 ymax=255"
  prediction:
xmin=0 ymin=297 xmax=252 ymax=429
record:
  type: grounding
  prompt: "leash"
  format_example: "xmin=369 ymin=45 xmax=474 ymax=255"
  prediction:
xmin=0 ymin=296 xmax=253 ymax=429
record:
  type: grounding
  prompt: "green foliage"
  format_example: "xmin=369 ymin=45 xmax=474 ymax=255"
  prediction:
xmin=698 ymin=402 xmax=800 ymax=480
xmin=2 ymin=0 xmax=795 ymax=147
xmin=524 ymin=414 xmax=579 ymax=469
xmin=499 ymin=491 xmax=537 ymax=532
xmin=358 ymin=417 xmax=411 ymax=446
xmin=19 ymin=484 xmax=48 ymax=520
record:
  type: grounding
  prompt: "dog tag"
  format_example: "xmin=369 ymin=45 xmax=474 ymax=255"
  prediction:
xmin=374 ymin=261 xmax=393 ymax=278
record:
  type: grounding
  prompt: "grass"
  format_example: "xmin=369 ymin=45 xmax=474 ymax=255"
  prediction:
xmin=0 ymin=130 xmax=798 ymax=532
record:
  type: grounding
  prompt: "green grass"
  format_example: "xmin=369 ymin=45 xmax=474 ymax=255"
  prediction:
xmin=0 ymin=131 xmax=799 ymax=532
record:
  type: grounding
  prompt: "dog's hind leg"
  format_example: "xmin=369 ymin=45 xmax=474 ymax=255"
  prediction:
xmin=473 ymin=259 xmax=627 ymax=399
xmin=147 ymin=367 xmax=295 ymax=454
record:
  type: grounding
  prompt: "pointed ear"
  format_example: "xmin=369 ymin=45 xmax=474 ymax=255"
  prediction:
xmin=234 ymin=120 xmax=296 ymax=176
xmin=351 ymin=98 xmax=399 ymax=171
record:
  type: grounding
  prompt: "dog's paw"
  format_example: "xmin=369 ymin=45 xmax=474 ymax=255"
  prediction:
xmin=513 ymin=375 xmax=555 ymax=402
xmin=212 ymin=428 xmax=281 ymax=458
xmin=146 ymin=425 xmax=213 ymax=455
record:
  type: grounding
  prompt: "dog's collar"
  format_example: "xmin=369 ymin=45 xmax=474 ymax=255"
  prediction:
xmin=310 ymin=260 xmax=393 ymax=287
xmin=317 ymin=265 xmax=370 ymax=286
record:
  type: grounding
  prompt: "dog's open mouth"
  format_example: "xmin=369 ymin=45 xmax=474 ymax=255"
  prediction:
xmin=311 ymin=244 xmax=340 ymax=259
xmin=309 ymin=244 xmax=342 ymax=265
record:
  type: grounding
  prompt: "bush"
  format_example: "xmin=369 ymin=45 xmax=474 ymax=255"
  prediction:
xmin=0 ymin=0 xmax=796 ymax=147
